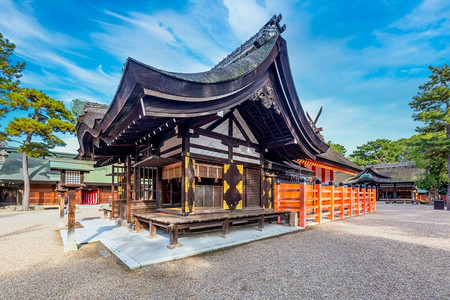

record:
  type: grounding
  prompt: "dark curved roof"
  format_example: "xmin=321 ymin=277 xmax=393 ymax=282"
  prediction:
xmin=347 ymin=167 xmax=392 ymax=184
xmin=316 ymin=147 xmax=361 ymax=173
xmin=76 ymin=15 xmax=334 ymax=166
xmin=144 ymin=37 xmax=277 ymax=84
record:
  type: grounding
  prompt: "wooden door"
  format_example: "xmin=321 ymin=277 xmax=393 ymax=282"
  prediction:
xmin=245 ymin=168 xmax=261 ymax=207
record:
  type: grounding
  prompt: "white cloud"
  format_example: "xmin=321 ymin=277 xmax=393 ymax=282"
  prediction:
xmin=53 ymin=136 xmax=79 ymax=154
xmin=390 ymin=0 xmax=450 ymax=31
xmin=0 ymin=0 xmax=120 ymax=103
xmin=222 ymin=0 xmax=271 ymax=40
xmin=91 ymin=9 xmax=229 ymax=72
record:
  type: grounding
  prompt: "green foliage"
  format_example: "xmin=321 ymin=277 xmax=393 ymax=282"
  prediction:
xmin=327 ymin=140 xmax=347 ymax=156
xmin=4 ymin=88 xmax=75 ymax=157
xmin=0 ymin=32 xmax=75 ymax=210
xmin=408 ymin=133 xmax=448 ymax=199
xmin=410 ymin=65 xmax=450 ymax=133
xmin=0 ymin=33 xmax=25 ymax=119
xmin=349 ymin=139 xmax=409 ymax=166
xmin=409 ymin=65 xmax=449 ymax=201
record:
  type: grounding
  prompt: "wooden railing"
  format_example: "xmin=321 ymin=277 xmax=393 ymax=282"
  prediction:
xmin=274 ymin=179 xmax=377 ymax=227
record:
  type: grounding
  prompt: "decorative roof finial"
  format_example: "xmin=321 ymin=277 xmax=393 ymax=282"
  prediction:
xmin=212 ymin=13 xmax=286 ymax=70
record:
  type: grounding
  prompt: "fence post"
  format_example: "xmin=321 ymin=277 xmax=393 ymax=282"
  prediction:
xmin=299 ymin=178 xmax=307 ymax=227
xmin=329 ymin=181 xmax=335 ymax=221
xmin=355 ymin=184 xmax=361 ymax=215
xmin=316 ymin=179 xmax=322 ymax=224
xmin=367 ymin=185 xmax=372 ymax=213
xmin=362 ymin=184 xmax=367 ymax=214
xmin=339 ymin=182 xmax=345 ymax=219
xmin=373 ymin=187 xmax=377 ymax=212
xmin=348 ymin=183 xmax=353 ymax=217
xmin=276 ymin=182 xmax=281 ymax=223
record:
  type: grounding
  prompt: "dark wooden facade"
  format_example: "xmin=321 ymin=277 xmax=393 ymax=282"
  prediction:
xmin=77 ymin=15 xmax=358 ymax=222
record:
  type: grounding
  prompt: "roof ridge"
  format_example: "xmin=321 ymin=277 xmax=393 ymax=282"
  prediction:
xmin=211 ymin=13 xmax=286 ymax=70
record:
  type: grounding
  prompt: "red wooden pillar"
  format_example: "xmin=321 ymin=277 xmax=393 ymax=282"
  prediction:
xmin=316 ymin=179 xmax=322 ymax=224
xmin=329 ymin=181 xmax=335 ymax=221
xmin=299 ymin=179 xmax=307 ymax=227
xmin=275 ymin=182 xmax=281 ymax=223
xmin=348 ymin=184 xmax=353 ymax=217
xmin=361 ymin=184 xmax=366 ymax=214
xmin=373 ymin=187 xmax=377 ymax=212
xmin=355 ymin=185 xmax=360 ymax=215
xmin=339 ymin=182 xmax=345 ymax=219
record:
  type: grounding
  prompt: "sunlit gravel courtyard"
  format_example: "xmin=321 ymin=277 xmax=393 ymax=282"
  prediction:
xmin=0 ymin=203 xmax=448 ymax=299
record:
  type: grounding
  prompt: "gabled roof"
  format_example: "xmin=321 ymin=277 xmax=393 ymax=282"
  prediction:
xmin=347 ymin=167 xmax=392 ymax=184
xmin=77 ymin=14 xmax=330 ymax=166
xmin=0 ymin=151 xmax=111 ymax=185
xmin=370 ymin=162 xmax=424 ymax=182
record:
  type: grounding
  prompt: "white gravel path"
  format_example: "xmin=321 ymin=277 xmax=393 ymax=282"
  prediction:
xmin=0 ymin=203 xmax=448 ymax=299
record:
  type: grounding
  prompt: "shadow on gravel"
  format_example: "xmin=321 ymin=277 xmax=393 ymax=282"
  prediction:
xmin=81 ymin=217 xmax=101 ymax=221
xmin=0 ymin=225 xmax=44 ymax=240
xmin=0 ymin=212 xmax=22 ymax=219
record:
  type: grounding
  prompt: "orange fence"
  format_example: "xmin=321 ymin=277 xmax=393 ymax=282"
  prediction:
xmin=274 ymin=179 xmax=377 ymax=227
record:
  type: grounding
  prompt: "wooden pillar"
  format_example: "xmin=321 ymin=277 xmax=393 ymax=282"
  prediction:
xmin=148 ymin=220 xmax=157 ymax=239
xmin=299 ymin=179 xmax=307 ymax=227
xmin=156 ymin=167 xmax=162 ymax=209
xmin=275 ymin=182 xmax=281 ymax=223
xmin=367 ymin=186 xmax=372 ymax=212
xmin=64 ymin=188 xmax=77 ymax=252
xmin=361 ymin=184 xmax=366 ymax=214
xmin=167 ymin=224 xmax=181 ymax=249
xmin=257 ymin=215 xmax=265 ymax=231
xmin=111 ymin=166 xmax=115 ymax=220
xmin=339 ymin=182 xmax=345 ymax=219
xmin=58 ymin=193 xmax=65 ymax=228
xmin=126 ymin=155 xmax=132 ymax=223
xmin=316 ymin=179 xmax=322 ymax=224
xmin=222 ymin=219 xmax=231 ymax=238
xmin=372 ymin=186 xmax=376 ymax=211
xmin=98 ymin=187 xmax=102 ymax=205
xmin=355 ymin=184 xmax=360 ymax=215
xmin=393 ymin=183 xmax=397 ymax=201
xmin=181 ymin=156 xmax=186 ymax=213
xmin=348 ymin=184 xmax=353 ymax=217
xmin=329 ymin=181 xmax=335 ymax=221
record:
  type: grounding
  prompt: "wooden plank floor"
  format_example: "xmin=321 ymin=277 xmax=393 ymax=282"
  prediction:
xmin=134 ymin=209 xmax=280 ymax=225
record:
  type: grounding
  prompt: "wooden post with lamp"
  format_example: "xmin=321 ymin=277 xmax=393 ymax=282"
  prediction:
xmin=51 ymin=159 xmax=93 ymax=252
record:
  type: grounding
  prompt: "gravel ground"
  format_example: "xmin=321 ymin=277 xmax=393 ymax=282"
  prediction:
xmin=0 ymin=203 xmax=448 ymax=299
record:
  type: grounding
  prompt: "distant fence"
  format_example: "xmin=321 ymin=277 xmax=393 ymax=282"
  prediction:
xmin=274 ymin=179 xmax=377 ymax=227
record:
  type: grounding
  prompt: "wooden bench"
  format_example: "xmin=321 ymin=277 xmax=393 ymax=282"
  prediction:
xmin=99 ymin=207 xmax=112 ymax=218
xmin=134 ymin=210 xmax=289 ymax=249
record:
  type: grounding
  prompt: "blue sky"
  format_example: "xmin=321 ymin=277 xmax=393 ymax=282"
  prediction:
xmin=1 ymin=0 xmax=449 ymax=154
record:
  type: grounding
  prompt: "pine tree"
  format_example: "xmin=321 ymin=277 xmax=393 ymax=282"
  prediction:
xmin=6 ymin=89 xmax=75 ymax=210
xmin=349 ymin=139 xmax=409 ymax=166
xmin=0 ymin=33 xmax=25 ymax=139
xmin=409 ymin=65 xmax=450 ymax=208
xmin=326 ymin=140 xmax=347 ymax=156
xmin=0 ymin=33 xmax=75 ymax=210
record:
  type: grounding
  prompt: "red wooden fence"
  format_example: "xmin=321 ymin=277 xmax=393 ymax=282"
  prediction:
xmin=275 ymin=179 xmax=377 ymax=227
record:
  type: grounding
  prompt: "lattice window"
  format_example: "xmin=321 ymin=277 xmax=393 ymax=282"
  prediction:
xmin=65 ymin=171 xmax=81 ymax=185
xmin=195 ymin=163 xmax=223 ymax=179
xmin=162 ymin=163 xmax=182 ymax=180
